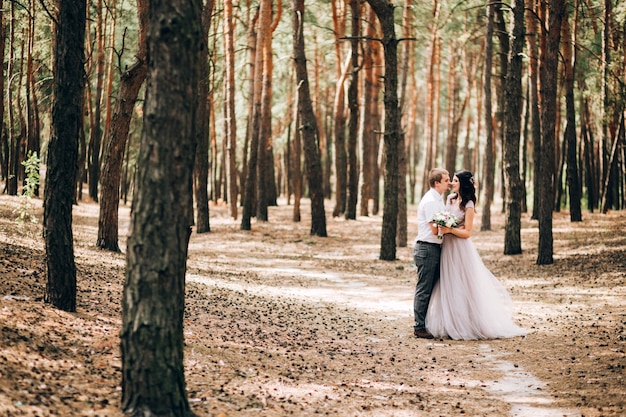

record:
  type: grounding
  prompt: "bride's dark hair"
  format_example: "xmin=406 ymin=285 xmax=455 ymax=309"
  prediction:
xmin=452 ymin=169 xmax=477 ymax=210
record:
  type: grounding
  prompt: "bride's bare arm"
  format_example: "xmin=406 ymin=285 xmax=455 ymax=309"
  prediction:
xmin=441 ymin=208 xmax=474 ymax=239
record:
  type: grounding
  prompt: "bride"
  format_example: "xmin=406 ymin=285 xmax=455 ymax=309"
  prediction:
xmin=425 ymin=170 xmax=527 ymax=340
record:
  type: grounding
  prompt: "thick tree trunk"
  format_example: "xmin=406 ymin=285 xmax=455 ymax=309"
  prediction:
xmin=240 ymin=5 xmax=258 ymax=210
xmin=88 ymin=0 xmax=106 ymax=202
xmin=366 ymin=0 xmax=399 ymax=261
xmin=525 ymin=0 xmax=541 ymax=219
xmin=345 ymin=0 xmax=360 ymax=220
xmin=224 ymin=0 xmax=238 ymax=219
xmin=481 ymin=0 xmax=496 ymax=232
xmin=193 ymin=0 xmax=214 ymax=234
xmin=293 ymin=0 xmax=327 ymax=237
xmin=43 ymin=0 xmax=86 ymax=312
xmin=360 ymin=6 xmax=382 ymax=217
xmin=331 ymin=0 xmax=347 ymax=217
xmin=121 ymin=0 xmax=202 ymax=415
xmin=0 ymin=0 xmax=5 ymax=186
xmin=332 ymin=65 xmax=348 ymax=217
xmin=241 ymin=0 xmax=270 ymax=230
xmin=502 ymin=0 xmax=525 ymax=255
xmin=537 ymin=0 xmax=566 ymax=265
xmin=562 ymin=12 xmax=582 ymax=222
xmin=97 ymin=0 xmax=148 ymax=251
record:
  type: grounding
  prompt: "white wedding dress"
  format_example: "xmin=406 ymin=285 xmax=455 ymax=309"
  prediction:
xmin=425 ymin=198 xmax=527 ymax=340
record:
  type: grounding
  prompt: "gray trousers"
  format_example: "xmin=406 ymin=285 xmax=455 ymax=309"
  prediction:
xmin=413 ymin=241 xmax=442 ymax=330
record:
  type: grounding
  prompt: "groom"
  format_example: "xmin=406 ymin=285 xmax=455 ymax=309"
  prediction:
xmin=413 ymin=168 xmax=450 ymax=339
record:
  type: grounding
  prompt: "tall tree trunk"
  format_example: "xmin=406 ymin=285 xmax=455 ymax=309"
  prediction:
xmin=360 ymin=9 xmax=374 ymax=217
xmin=444 ymin=44 xmax=458 ymax=175
xmin=526 ymin=0 xmax=541 ymax=219
xmin=562 ymin=9 xmax=582 ymax=222
xmin=421 ymin=1 xmax=440 ymax=195
xmin=224 ymin=0 xmax=238 ymax=219
xmin=16 ymin=39 xmax=26 ymax=189
xmin=495 ymin=4 xmax=510 ymax=214
xmin=537 ymin=0 xmax=566 ymax=265
xmin=256 ymin=0 xmax=281 ymax=219
xmin=97 ymin=0 xmax=148 ymax=251
xmin=121 ymin=0 xmax=202 ymax=414
xmin=88 ymin=0 xmax=106 ymax=202
xmin=345 ymin=0 xmax=360 ymax=220
xmin=481 ymin=0 xmax=496 ymax=232
xmin=241 ymin=1 xmax=270 ymax=230
xmin=292 ymin=88 xmax=302 ymax=222
xmin=43 ymin=0 xmax=86 ymax=312
xmin=361 ymin=5 xmax=383 ymax=216
xmin=26 ymin=0 xmax=41 ymax=196
xmin=193 ymin=0 xmax=214 ymax=234
xmin=600 ymin=0 xmax=624 ymax=213
xmin=293 ymin=0 xmax=327 ymax=237
xmin=0 ymin=0 xmax=5 ymax=187
xmin=331 ymin=0 xmax=348 ymax=217
xmin=395 ymin=0 xmax=412 ymax=247
xmin=502 ymin=0 xmax=525 ymax=255
xmin=366 ymin=0 xmax=399 ymax=261
xmin=240 ymin=4 xmax=258 ymax=209
xmin=580 ymin=96 xmax=595 ymax=211
xmin=6 ymin=1 xmax=17 ymax=196
xmin=102 ymin=0 xmax=118 ymax=149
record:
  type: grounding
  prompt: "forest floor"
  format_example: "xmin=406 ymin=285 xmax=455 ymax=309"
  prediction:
xmin=0 ymin=194 xmax=624 ymax=417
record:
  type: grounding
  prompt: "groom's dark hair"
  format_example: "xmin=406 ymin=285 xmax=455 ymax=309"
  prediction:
xmin=428 ymin=168 xmax=449 ymax=187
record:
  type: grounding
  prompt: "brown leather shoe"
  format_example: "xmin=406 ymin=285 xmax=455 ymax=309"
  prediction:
xmin=414 ymin=328 xmax=434 ymax=339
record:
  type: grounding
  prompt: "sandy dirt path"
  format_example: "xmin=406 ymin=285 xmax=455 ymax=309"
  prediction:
xmin=1 ymin=196 xmax=624 ymax=416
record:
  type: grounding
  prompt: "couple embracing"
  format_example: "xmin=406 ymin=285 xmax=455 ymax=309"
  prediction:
xmin=413 ymin=168 xmax=527 ymax=340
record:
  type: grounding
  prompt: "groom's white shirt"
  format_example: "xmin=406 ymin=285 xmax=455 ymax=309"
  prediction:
xmin=415 ymin=188 xmax=445 ymax=245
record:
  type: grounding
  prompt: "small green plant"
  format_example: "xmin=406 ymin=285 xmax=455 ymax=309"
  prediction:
xmin=15 ymin=151 xmax=41 ymax=226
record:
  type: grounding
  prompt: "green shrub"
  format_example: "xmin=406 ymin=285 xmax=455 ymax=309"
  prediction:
xmin=15 ymin=151 xmax=41 ymax=226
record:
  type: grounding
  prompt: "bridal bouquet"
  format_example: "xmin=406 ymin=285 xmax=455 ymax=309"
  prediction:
xmin=431 ymin=211 xmax=460 ymax=239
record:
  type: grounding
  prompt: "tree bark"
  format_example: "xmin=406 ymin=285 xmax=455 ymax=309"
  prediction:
xmin=537 ymin=0 xmax=566 ymax=265
xmin=396 ymin=0 xmax=412 ymax=247
xmin=366 ymin=0 xmax=400 ymax=261
xmin=88 ymin=0 xmax=106 ymax=202
xmin=293 ymin=0 xmax=327 ymax=237
xmin=0 ymin=0 xmax=5 ymax=187
xmin=26 ymin=0 xmax=41 ymax=196
xmin=345 ymin=0 xmax=360 ymax=220
xmin=193 ymin=0 xmax=214 ymax=233
xmin=481 ymin=0 xmax=496 ymax=232
xmin=360 ymin=5 xmax=381 ymax=217
xmin=6 ymin=1 xmax=17 ymax=196
xmin=502 ymin=0 xmax=525 ymax=255
xmin=421 ymin=1 xmax=440 ymax=196
xmin=292 ymin=90 xmax=302 ymax=222
xmin=97 ymin=0 xmax=148 ymax=251
xmin=43 ymin=0 xmax=86 ymax=312
xmin=525 ymin=0 xmax=541 ymax=220
xmin=121 ymin=0 xmax=202 ymax=415
xmin=224 ymin=0 xmax=238 ymax=219
xmin=241 ymin=0 xmax=270 ymax=230
xmin=562 ymin=9 xmax=582 ymax=222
